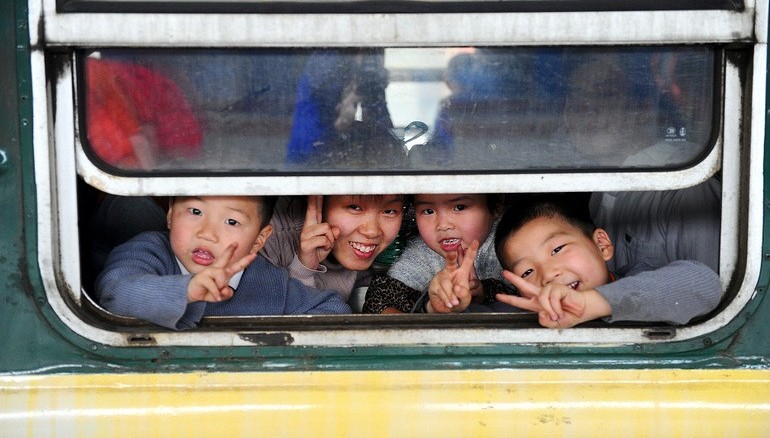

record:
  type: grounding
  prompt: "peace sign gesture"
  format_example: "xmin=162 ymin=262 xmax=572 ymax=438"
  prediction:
xmin=298 ymin=195 xmax=340 ymax=270
xmin=427 ymin=240 xmax=480 ymax=313
xmin=495 ymin=271 xmax=611 ymax=328
xmin=187 ymin=243 xmax=256 ymax=303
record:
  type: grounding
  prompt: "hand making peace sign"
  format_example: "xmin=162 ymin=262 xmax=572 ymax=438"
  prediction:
xmin=427 ymin=240 xmax=480 ymax=313
xmin=495 ymin=271 xmax=611 ymax=328
xmin=187 ymin=242 xmax=257 ymax=303
xmin=299 ymin=195 xmax=341 ymax=270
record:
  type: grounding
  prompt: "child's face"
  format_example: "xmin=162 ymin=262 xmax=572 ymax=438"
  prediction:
xmin=500 ymin=216 xmax=613 ymax=292
xmin=167 ymin=196 xmax=272 ymax=274
xmin=324 ymin=195 xmax=404 ymax=271
xmin=415 ymin=194 xmax=494 ymax=258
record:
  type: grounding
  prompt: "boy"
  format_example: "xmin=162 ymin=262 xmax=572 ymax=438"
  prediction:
xmin=95 ymin=195 xmax=350 ymax=330
xmin=489 ymin=195 xmax=722 ymax=328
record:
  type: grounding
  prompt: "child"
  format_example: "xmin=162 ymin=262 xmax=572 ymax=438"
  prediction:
xmin=260 ymin=194 xmax=405 ymax=302
xmin=363 ymin=193 xmax=514 ymax=314
xmin=95 ymin=196 xmax=350 ymax=330
xmin=491 ymin=195 xmax=723 ymax=328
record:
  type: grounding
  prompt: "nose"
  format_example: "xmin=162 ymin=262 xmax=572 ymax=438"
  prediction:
xmin=196 ymin=219 xmax=218 ymax=242
xmin=358 ymin=212 xmax=384 ymax=239
xmin=541 ymin=263 xmax=560 ymax=287
xmin=435 ymin=211 xmax=454 ymax=232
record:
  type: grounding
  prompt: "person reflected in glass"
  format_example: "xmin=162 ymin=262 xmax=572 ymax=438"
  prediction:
xmin=85 ymin=54 xmax=203 ymax=169
xmin=285 ymin=49 xmax=405 ymax=169
xmin=561 ymin=54 xmax=659 ymax=166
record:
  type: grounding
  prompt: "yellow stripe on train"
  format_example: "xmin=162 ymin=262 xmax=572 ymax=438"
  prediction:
xmin=1 ymin=369 xmax=769 ymax=436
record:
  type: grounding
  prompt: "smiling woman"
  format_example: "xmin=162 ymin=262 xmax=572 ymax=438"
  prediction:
xmin=259 ymin=195 xmax=405 ymax=302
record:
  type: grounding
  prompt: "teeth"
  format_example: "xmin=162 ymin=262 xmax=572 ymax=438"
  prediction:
xmin=442 ymin=238 xmax=460 ymax=245
xmin=350 ymin=242 xmax=376 ymax=253
xmin=194 ymin=249 xmax=213 ymax=260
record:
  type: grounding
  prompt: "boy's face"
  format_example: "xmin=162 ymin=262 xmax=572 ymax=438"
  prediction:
xmin=500 ymin=216 xmax=613 ymax=292
xmin=324 ymin=195 xmax=404 ymax=271
xmin=415 ymin=194 xmax=494 ymax=258
xmin=167 ymin=196 xmax=273 ymax=274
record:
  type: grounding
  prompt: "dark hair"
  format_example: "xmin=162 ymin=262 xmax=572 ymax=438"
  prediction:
xmin=256 ymin=195 xmax=277 ymax=228
xmin=494 ymin=194 xmax=595 ymax=268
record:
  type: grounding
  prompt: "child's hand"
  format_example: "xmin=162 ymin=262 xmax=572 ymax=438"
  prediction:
xmin=427 ymin=240 xmax=480 ymax=313
xmin=496 ymin=271 xmax=611 ymax=328
xmin=187 ymin=243 xmax=256 ymax=303
xmin=299 ymin=195 xmax=340 ymax=270
xmin=457 ymin=245 xmax=483 ymax=303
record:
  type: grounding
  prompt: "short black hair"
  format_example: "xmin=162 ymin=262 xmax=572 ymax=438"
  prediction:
xmin=256 ymin=195 xmax=277 ymax=228
xmin=494 ymin=193 xmax=594 ymax=268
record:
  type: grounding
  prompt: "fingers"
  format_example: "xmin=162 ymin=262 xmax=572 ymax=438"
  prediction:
xmin=305 ymin=195 xmax=323 ymax=227
xmin=189 ymin=273 xmax=235 ymax=303
xmin=226 ymin=252 xmax=257 ymax=276
xmin=212 ymin=242 xmax=238 ymax=269
xmin=502 ymin=270 xmax=540 ymax=298
xmin=443 ymin=249 xmax=459 ymax=272
xmin=456 ymin=240 xmax=479 ymax=279
xmin=538 ymin=290 xmax=564 ymax=323
xmin=495 ymin=293 xmax=542 ymax=313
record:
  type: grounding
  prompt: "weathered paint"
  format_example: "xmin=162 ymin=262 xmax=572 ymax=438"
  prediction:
xmin=1 ymin=369 xmax=769 ymax=437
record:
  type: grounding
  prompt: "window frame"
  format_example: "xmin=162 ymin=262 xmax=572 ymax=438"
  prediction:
xmin=29 ymin=1 xmax=767 ymax=349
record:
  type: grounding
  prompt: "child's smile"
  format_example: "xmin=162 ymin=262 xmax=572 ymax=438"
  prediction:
xmin=415 ymin=194 xmax=494 ymax=259
xmin=439 ymin=237 xmax=462 ymax=253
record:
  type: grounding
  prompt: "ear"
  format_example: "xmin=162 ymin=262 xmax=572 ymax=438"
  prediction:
xmin=592 ymin=228 xmax=614 ymax=261
xmin=250 ymin=224 xmax=274 ymax=254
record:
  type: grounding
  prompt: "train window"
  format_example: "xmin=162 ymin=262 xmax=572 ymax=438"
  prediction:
xmin=55 ymin=42 xmax=736 ymax=345
xmin=79 ymin=47 xmax=715 ymax=175
xmin=28 ymin=0 xmax=760 ymax=349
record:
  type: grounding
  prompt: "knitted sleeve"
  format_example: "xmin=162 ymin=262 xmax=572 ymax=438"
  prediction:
xmin=596 ymin=260 xmax=723 ymax=324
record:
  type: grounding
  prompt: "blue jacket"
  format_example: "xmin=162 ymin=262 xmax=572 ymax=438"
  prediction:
xmin=95 ymin=231 xmax=350 ymax=329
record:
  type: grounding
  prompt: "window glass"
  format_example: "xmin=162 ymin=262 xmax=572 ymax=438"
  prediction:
xmin=80 ymin=46 xmax=714 ymax=174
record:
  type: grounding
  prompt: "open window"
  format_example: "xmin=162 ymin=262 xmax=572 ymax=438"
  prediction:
xmin=30 ymin=0 xmax=763 ymax=348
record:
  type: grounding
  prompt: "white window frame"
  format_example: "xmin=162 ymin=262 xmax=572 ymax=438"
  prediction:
xmin=30 ymin=0 xmax=768 ymax=347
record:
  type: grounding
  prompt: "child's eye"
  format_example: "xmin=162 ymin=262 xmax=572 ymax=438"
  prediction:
xmin=347 ymin=204 xmax=363 ymax=212
xmin=225 ymin=218 xmax=240 ymax=226
xmin=383 ymin=208 xmax=400 ymax=216
xmin=188 ymin=207 xmax=202 ymax=216
xmin=520 ymin=268 xmax=533 ymax=279
xmin=421 ymin=208 xmax=435 ymax=215
xmin=454 ymin=204 xmax=467 ymax=211
xmin=551 ymin=244 xmax=566 ymax=256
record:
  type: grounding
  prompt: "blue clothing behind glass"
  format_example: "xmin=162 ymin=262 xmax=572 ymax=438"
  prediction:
xmin=95 ymin=231 xmax=350 ymax=330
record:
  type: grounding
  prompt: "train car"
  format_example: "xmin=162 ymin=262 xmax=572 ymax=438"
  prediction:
xmin=1 ymin=0 xmax=769 ymax=435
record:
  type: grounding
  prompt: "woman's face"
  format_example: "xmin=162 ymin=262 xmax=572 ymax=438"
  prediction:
xmin=324 ymin=195 xmax=404 ymax=270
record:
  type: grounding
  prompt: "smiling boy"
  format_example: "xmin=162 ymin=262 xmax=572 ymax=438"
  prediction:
xmin=493 ymin=195 xmax=722 ymax=328
xmin=95 ymin=195 xmax=350 ymax=330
